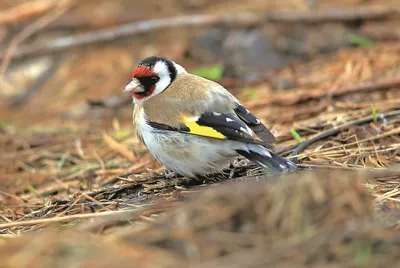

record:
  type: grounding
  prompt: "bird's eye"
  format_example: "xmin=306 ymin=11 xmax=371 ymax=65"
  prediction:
xmin=151 ymin=76 xmax=160 ymax=82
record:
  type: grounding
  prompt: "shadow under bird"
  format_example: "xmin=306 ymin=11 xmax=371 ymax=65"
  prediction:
xmin=124 ymin=56 xmax=297 ymax=177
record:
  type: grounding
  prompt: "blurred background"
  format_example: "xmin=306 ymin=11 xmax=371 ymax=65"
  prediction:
xmin=1 ymin=0 xmax=399 ymax=130
xmin=1 ymin=1 xmax=400 ymax=267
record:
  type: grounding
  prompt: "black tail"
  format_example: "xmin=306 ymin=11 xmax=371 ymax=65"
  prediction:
xmin=236 ymin=149 xmax=297 ymax=173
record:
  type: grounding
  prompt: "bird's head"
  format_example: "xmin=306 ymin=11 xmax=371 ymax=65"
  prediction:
xmin=124 ymin=56 xmax=186 ymax=102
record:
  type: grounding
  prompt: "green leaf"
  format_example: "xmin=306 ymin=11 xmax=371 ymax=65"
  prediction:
xmin=23 ymin=127 xmax=72 ymax=135
xmin=354 ymin=244 xmax=372 ymax=265
xmin=290 ymin=128 xmax=304 ymax=144
xmin=245 ymin=88 xmax=258 ymax=100
xmin=348 ymin=34 xmax=375 ymax=47
xmin=192 ymin=64 xmax=224 ymax=80
xmin=371 ymin=104 xmax=377 ymax=123
xmin=114 ymin=130 xmax=132 ymax=140
xmin=0 ymin=120 xmax=13 ymax=127
xmin=57 ymin=152 xmax=71 ymax=170
xmin=26 ymin=183 xmax=43 ymax=199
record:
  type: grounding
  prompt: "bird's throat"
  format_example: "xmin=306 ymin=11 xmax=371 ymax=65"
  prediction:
xmin=133 ymin=85 xmax=156 ymax=100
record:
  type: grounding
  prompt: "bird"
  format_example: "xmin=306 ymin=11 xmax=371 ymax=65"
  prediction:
xmin=124 ymin=56 xmax=297 ymax=177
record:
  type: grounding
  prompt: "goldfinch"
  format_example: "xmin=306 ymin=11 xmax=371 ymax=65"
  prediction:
xmin=124 ymin=56 xmax=296 ymax=177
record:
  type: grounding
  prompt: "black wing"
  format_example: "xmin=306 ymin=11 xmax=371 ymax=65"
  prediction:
xmin=234 ymin=103 xmax=276 ymax=144
xmin=147 ymin=112 xmax=269 ymax=146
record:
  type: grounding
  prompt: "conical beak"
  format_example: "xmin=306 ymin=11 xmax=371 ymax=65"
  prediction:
xmin=124 ymin=78 xmax=145 ymax=93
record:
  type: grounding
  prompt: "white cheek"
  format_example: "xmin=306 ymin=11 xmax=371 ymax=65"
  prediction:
xmin=154 ymin=76 xmax=171 ymax=95
xmin=153 ymin=61 xmax=171 ymax=96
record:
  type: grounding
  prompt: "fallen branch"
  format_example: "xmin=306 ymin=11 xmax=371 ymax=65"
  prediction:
xmin=0 ymin=0 xmax=75 ymax=79
xmin=0 ymin=205 xmax=171 ymax=230
xmin=2 ymin=7 xmax=400 ymax=60
xmin=9 ymin=55 xmax=61 ymax=107
xmin=291 ymin=109 xmax=400 ymax=161
xmin=0 ymin=12 xmax=262 ymax=61
xmin=78 ymin=206 xmax=174 ymax=232
xmin=48 ymin=6 xmax=400 ymax=30
xmin=102 ymin=132 xmax=137 ymax=162
xmin=297 ymin=164 xmax=400 ymax=181
xmin=0 ymin=0 xmax=59 ymax=25
xmin=246 ymin=79 xmax=400 ymax=109
xmin=86 ymin=93 xmax=131 ymax=109
xmin=265 ymin=6 xmax=400 ymax=23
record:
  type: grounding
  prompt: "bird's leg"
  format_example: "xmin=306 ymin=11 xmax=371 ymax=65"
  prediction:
xmin=163 ymin=169 xmax=177 ymax=179
xmin=229 ymin=162 xmax=236 ymax=178
xmin=146 ymin=168 xmax=164 ymax=177
xmin=146 ymin=168 xmax=178 ymax=179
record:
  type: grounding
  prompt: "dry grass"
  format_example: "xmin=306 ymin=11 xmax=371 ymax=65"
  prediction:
xmin=0 ymin=171 xmax=399 ymax=267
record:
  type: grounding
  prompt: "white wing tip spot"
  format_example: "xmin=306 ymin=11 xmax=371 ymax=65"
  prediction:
xmin=246 ymin=126 xmax=253 ymax=135
xmin=240 ymin=127 xmax=248 ymax=133
xmin=257 ymin=161 xmax=268 ymax=168
xmin=264 ymin=150 xmax=272 ymax=157
xmin=240 ymin=126 xmax=252 ymax=135
xmin=226 ymin=118 xmax=234 ymax=122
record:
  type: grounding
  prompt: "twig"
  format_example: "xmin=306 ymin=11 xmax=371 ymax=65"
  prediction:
xmin=246 ymin=79 xmax=400 ymax=109
xmin=297 ymin=164 xmax=400 ymax=180
xmin=79 ymin=206 xmax=174 ymax=232
xmin=48 ymin=6 xmax=400 ymax=30
xmin=0 ymin=12 xmax=261 ymax=61
xmin=0 ymin=0 xmax=75 ymax=79
xmin=87 ymin=93 xmax=131 ymax=109
xmin=0 ymin=208 xmax=143 ymax=230
xmin=0 ymin=0 xmax=59 ymax=24
xmin=275 ymin=144 xmax=298 ymax=155
xmin=9 ymin=55 xmax=61 ymax=107
xmin=103 ymin=132 xmax=136 ymax=162
xmin=2 ymin=7 xmax=400 ymax=60
xmin=335 ymin=98 xmax=400 ymax=109
xmin=291 ymin=110 xmax=400 ymax=162
xmin=265 ymin=7 xmax=400 ymax=23
xmin=81 ymin=193 xmax=113 ymax=211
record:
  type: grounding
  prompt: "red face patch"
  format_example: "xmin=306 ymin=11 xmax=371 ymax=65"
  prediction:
xmin=130 ymin=65 xmax=158 ymax=100
xmin=132 ymin=66 xmax=156 ymax=78
xmin=133 ymin=85 xmax=156 ymax=100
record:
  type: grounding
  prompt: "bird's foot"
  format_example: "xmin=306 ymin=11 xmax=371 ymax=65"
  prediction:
xmin=229 ymin=162 xmax=236 ymax=178
xmin=146 ymin=168 xmax=178 ymax=179
xmin=164 ymin=169 xmax=178 ymax=179
xmin=146 ymin=168 xmax=164 ymax=177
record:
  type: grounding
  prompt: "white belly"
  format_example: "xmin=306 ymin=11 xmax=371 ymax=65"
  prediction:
xmin=143 ymin=129 xmax=236 ymax=177
xmin=137 ymin=112 xmax=236 ymax=177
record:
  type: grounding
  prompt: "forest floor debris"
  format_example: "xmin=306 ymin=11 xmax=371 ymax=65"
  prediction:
xmin=1 ymin=0 xmax=400 ymax=267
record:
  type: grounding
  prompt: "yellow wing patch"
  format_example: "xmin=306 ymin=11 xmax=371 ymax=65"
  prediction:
xmin=181 ymin=115 xmax=226 ymax=139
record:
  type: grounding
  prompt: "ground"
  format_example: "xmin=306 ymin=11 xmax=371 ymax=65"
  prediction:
xmin=0 ymin=0 xmax=400 ymax=267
